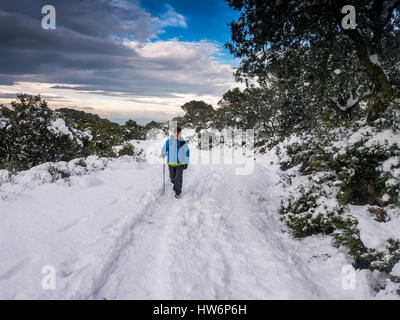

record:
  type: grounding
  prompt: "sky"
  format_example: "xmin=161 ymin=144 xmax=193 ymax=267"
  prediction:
xmin=0 ymin=0 xmax=242 ymax=122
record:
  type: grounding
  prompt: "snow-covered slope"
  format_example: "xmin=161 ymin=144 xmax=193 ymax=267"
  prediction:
xmin=0 ymin=133 xmax=397 ymax=299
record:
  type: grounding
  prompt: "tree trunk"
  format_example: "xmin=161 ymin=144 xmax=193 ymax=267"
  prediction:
xmin=343 ymin=28 xmax=395 ymax=124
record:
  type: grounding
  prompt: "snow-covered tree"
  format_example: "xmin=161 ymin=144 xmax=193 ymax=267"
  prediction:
xmin=0 ymin=94 xmax=81 ymax=170
xmin=226 ymin=0 xmax=400 ymax=124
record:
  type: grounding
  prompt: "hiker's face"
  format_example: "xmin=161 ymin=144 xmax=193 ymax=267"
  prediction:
xmin=174 ymin=130 xmax=180 ymax=138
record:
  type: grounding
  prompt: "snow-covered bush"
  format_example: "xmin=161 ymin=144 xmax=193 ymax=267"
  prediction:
xmin=0 ymin=95 xmax=153 ymax=172
xmin=0 ymin=95 xmax=89 ymax=170
xmin=0 ymin=152 xmax=144 ymax=196
xmin=277 ymin=117 xmax=400 ymax=295
xmin=279 ymin=173 xmax=345 ymax=238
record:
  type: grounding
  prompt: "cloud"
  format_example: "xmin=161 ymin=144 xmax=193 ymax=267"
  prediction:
xmin=0 ymin=0 xmax=184 ymax=40
xmin=0 ymin=93 xmax=18 ymax=99
xmin=120 ymin=39 xmax=236 ymax=93
xmin=157 ymin=4 xmax=188 ymax=29
xmin=0 ymin=0 xmax=238 ymax=119
xmin=61 ymin=106 xmax=95 ymax=112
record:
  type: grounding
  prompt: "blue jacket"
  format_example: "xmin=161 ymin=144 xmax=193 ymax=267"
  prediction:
xmin=162 ymin=136 xmax=190 ymax=166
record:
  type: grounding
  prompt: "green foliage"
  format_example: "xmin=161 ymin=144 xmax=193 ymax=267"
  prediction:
xmin=76 ymin=159 xmax=87 ymax=167
xmin=226 ymin=0 xmax=399 ymax=123
xmin=0 ymin=95 xmax=159 ymax=171
xmin=124 ymin=120 xmax=145 ymax=140
xmin=282 ymin=173 xmax=400 ymax=273
xmin=144 ymin=121 xmax=164 ymax=132
xmin=335 ymin=143 xmax=398 ymax=205
xmin=57 ymin=108 xmax=126 ymax=156
xmin=48 ymin=165 xmax=71 ymax=182
xmin=179 ymin=101 xmax=216 ymax=128
xmin=367 ymin=207 xmax=389 ymax=223
xmin=118 ymin=143 xmax=135 ymax=157
xmin=279 ymin=122 xmax=400 ymax=280
xmin=279 ymin=124 xmax=400 ymax=207
xmin=280 ymin=181 xmax=344 ymax=238
xmin=331 ymin=217 xmax=380 ymax=270
xmin=333 ymin=222 xmax=400 ymax=273
xmin=0 ymin=94 xmax=82 ymax=170
xmin=218 ymin=0 xmax=400 ymax=294
xmin=217 ymin=86 xmax=281 ymax=134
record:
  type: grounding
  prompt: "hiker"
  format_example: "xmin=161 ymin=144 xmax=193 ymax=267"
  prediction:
xmin=161 ymin=126 xmax=190 ymax=199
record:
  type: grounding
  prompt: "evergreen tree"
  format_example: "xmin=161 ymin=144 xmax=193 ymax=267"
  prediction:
xmin=181 ymin=101 xmax=216 ymax=127
xmin=226 ymin=0 xmax=400 ymax=124
xmin=0 ymin=95 xmax=156 ymax=171
xmin=123 ymin=120 xmax=145 ymax=140
xmin=0 ymin=94 xmax=81 ymax=170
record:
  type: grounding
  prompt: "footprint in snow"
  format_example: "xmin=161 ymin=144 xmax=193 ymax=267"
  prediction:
xmin=0 ymin=260 xmax=27 ymax=281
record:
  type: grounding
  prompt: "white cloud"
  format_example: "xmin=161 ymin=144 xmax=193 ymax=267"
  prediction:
xmin=122 ymin=38 xmax=236 ymax=89
xmin=105 ymin=1 xmax=187 ymax=38
xmin=127 ymin=38 xmax=217 ymax=60
xmin=157 ymin=4 xmax=187 ymax=29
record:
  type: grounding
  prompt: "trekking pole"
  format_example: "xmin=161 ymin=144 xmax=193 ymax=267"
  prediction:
xmin=163 ymin=162 xmax=166 ymax=195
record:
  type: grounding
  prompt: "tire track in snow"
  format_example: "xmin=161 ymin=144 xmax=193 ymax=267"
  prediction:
xmin=79 ymin=162 xmax=343 ymax=299
xmin=156 ymin=163 xmax=324 ymax=299
xmin=63 ymin=169 xmax=165 ymax=299
xmin=89 ymin=164 xmax=205 ymax=299
xmin=155 ymin=165 xmax=232 ymax=299
xmin=155 ymin=164 xmax=289 ymax=299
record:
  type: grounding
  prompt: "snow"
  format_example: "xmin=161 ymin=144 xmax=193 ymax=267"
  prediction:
xmin=392 ymin=263 xmax=400 ymax=277
xmin=345 ymin=95 xmax=359 ymax=109
xmin=330 ymin=126 xmax=400 ymax=154
xmin=0 ymin=136 xmax=398 ymax=299
xmin=0 ymin=170 xmax=11 ymax=185
xmin=112 ymin=145 xmax=124 ymax=154
xmin=382 ymin=157 xmax=400 ymax=172
xmin=365 ymin=129 xmax=400 ymax=148
xmin=47 ymin=118 xmax=73 ymax=139
xmin=349 ymin=205 xmax=400 ymax=252
xmin=334 ymin=69 xmax=341 ymax=75
xmin=0 ymin=118 xmax=8 ymax=129
xmin=82 ymin=130 xmax=93 ymax=141
xmin=369 ymin=54 xmax=381 ymax=67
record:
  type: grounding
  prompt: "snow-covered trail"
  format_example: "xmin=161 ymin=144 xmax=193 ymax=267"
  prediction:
xmin=0 ymin=153 xmax=375 ymax=299
xmin=92 ymin=163 xmax=294 ymax=299
xmin=90 ymin=162 xmax=371 ymax=300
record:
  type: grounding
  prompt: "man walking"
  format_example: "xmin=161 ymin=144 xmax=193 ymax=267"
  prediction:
xmin=161 ymin=126 xmax=190 ymax=199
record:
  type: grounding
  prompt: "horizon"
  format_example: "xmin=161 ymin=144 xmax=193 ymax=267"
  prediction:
xmin=108 ymin=117 xmax=167 ymax=126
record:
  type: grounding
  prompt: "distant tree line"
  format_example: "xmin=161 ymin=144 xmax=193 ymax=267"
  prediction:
xmin=0 ymin=94 xmax=163 ymax=171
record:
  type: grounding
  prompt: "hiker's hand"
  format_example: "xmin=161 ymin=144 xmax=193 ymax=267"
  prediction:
xmin=183 ymin=164 xmax=188 ymax=170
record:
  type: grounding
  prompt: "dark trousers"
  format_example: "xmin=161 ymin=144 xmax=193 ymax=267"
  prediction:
xmin=168 ymin=165 xmax=184 ymax=195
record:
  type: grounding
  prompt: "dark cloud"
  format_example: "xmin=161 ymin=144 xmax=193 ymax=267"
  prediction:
xmin=0 ymin=93 xmax=67 ymax=102
xmin=60 ymin=106 xmax=95 ymax=111
xmin=0 ymin=0 xmax=162 ymax=40
xmin=0 ymin=93 xmax=18 ymax=99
